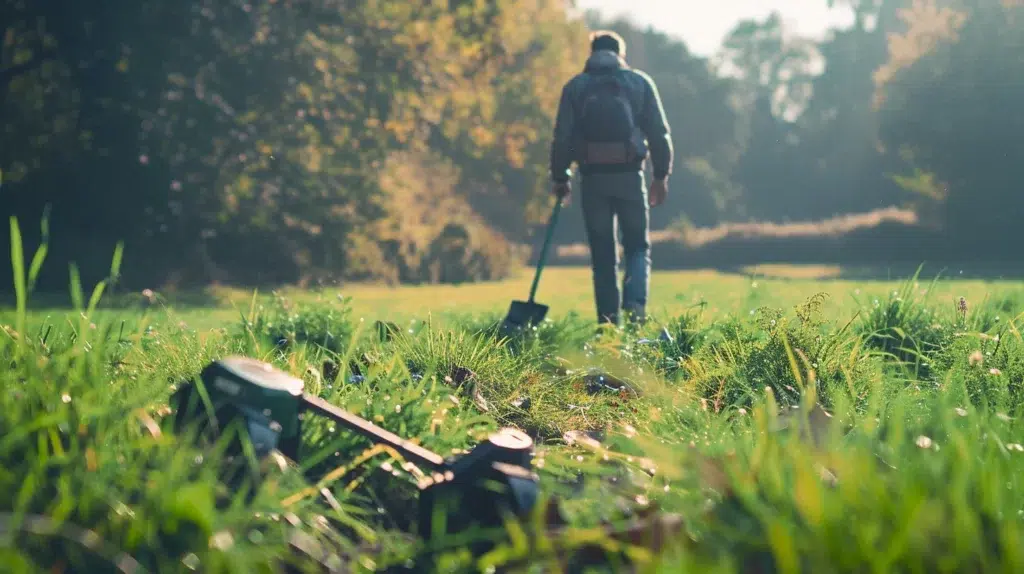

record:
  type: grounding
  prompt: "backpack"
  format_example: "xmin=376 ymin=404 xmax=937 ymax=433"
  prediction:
xmin=576 ymin=71 xmax=647 ymax=166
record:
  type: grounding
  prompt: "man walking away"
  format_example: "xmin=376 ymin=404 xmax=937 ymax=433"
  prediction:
xmin=549 ymin=30 xmax=674 ymax=327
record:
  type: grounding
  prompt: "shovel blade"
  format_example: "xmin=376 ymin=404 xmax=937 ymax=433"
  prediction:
xmin=499 ymin=300 xmax=549 ymax=338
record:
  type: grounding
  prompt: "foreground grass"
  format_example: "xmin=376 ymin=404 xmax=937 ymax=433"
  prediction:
xmin=4 ymin=261 xmax=1024 ymax=572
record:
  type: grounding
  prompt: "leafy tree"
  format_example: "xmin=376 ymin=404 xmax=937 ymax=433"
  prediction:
xmin=874 ymin=0 xmax=1024 ymax=258
xmin=787 ymin=0 xmax=910 ymax=219
xmin=0 ymin=0 xmax=586 ymax=289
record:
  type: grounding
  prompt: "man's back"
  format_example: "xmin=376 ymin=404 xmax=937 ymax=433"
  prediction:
xmin=550 ymin=49 xmax=673 ymax=185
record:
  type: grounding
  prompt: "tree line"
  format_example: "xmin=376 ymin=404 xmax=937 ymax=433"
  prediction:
xmin=1 ymin=0 xmax=1021 ymax=291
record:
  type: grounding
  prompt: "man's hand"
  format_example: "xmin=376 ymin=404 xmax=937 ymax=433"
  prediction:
xmin=649 ymin=177 xmax=668 ymax=207
xmin=552 ymin=180 xmax=571 ymax=205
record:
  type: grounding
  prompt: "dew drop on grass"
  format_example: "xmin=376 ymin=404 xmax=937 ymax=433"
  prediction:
xmin=210 ymin=531 xmax=234 ymax=550
xmin=182 ymin=553 xmax=200 ymax=570
xmin=114 ymin=502 xmax=134 ymax=518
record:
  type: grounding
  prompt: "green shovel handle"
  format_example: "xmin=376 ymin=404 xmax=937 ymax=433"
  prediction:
xmin=527 ymin=198 xmax=563 ymax=303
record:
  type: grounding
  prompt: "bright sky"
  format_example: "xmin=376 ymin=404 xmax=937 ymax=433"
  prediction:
xmin=572 ymin=0 xmax=856 ymax=56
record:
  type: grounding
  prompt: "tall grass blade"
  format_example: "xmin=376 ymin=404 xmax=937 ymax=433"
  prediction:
xmin=69 ymin=263 xmax=84 ymax=312
xmin=26 ymin=205 xmax=50 ymax=293
xmin=8 ymin=217 xmax=27 ymax=348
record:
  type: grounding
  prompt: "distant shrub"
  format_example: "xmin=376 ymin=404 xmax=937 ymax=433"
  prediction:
xmin=350 ymin=149 xmax=528 ymax=285
xmin=342 ymin=234 xmax=401 ymax=284
xmin=417 ymin=220 xmax=526 ymax=284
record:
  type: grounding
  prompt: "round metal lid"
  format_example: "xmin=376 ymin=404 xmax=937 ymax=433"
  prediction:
xmin=220 ymin=356 xmax=304 ymax=395
xmin=488 ymin=427 xmax=533 ymax=450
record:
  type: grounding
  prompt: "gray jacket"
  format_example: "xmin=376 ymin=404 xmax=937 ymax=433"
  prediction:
xmin=549 ymin=50 xmax=673 ymax=183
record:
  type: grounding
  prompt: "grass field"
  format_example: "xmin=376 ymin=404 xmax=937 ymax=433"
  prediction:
xmin=11 ymin=264 xmax=1019 ymax=332
xmin=4 ymin=261 xmax=1024 ymax=572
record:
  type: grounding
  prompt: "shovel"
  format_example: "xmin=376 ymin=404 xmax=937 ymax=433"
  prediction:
xmin=499 ymin=198 xmax=563 ymax=338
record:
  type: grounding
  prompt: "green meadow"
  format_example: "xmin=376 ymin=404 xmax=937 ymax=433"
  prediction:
xmin=4 ymin=256 xmax=1024 ymax=572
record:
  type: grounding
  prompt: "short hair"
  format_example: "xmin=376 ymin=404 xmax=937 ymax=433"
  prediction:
xmin=589 ymin=30 xmax=626 ymax=57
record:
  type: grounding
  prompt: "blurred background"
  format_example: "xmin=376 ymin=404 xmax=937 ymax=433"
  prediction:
xmin=1 ymin=0 xmax=1021 ymax=292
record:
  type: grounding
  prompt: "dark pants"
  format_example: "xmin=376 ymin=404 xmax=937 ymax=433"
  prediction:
xmin=580 ymin=170 xmax=651 ymax=325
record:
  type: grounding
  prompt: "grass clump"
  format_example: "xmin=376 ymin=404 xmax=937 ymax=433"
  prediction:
xmin=853 ymin=272 xmax=954 ymax=377
xmin=240 ymin=290 xmax=355 ymax=354
xmin=930 ymin=326 xmax=1024 ymax=413
xmin=685 ymin=294 xmax=882 ymax=412
xmin=628 ymin=305 xmax=708 ymax=380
